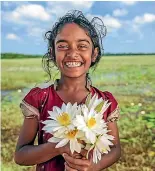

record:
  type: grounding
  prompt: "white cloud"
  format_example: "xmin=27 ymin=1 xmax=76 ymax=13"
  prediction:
xmin=3 ymin=4 xmax=51 ymax=25
xmin=13 ymin=4 xmax=50 ymax=21
xmin=104 ymin=15 xmax=122 ymax=30
xmin=70 ymin=1 xmax=93 ymax=9
xmin=6 ymin=33 xmax=20 ymax=40
xmin=87 ymin=14 xmax=122 ymax=32
xmin=120 ymin=20 xmax=144 ymax=40
xmin=46 ymin=1 xmax=94 ymax=18
xmin=113 ymin=9 xmax=128 ymax=17
xmin=121 ymin=1 xmax=137 ymax=5
xmin=134 ymin=13 xmax=155 ymax=24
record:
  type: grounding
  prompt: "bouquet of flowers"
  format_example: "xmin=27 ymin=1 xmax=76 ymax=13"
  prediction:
xmin=42 ymin=94 xmax=114 ymax=163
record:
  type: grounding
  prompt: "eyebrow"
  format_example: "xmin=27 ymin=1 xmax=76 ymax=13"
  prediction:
xmin=56 ymin=39 xmax=90 ymax=44
xmin=56 ymin=39 xmax=67 ymax=44
xmin=77 ymin=39 xmax=90 ymax=44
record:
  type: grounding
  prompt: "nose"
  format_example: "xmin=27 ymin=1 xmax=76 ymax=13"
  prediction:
xmin=66 ymin=46 xmax=79 ymax=58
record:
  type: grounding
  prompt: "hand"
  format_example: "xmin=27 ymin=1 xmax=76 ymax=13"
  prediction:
xmin=58 ymin=143 xmax=73 ymax=156
xmin=63 ymin=153 xmax=95 ymax=171
xmin=58 ymin=143 xmax=83 ymax=159
xmin=72 ymin=148 xmax=88 ymax=160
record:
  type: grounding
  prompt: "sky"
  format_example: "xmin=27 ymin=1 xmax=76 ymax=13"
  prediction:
xmin=1 ymin=1 xmax=155 ymax=55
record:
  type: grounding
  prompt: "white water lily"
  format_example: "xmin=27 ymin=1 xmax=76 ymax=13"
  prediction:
xmin=73 ymin=95 xmax=111 ymax=144
xmin=87 ymin=131 xmax=114 ymax=163
xmin=49 ymin=129 xmax=84 ymax=154
xmin=42 ymin=102 xmax=81 ymax=135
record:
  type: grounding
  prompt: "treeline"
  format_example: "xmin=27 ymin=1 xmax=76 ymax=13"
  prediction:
xmin=103 ymin=53 xmax=155 ymax=56
xmin=1 ymin=52 xmax=155 ymax=59
xmin=1 ymin=53 xmax=42 ymax=59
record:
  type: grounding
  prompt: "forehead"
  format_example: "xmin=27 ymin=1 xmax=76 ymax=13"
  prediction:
xmin=55 ymin=23 xmax=91 ymax=42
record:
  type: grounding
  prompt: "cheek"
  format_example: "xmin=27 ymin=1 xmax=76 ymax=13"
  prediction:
xmin=84 ymin=53 xmax=93 ymax=66
xmin=55 ymin=56 xmax=64 ymax=68
xmin=55 ymin=51 xmax=64 ymax=62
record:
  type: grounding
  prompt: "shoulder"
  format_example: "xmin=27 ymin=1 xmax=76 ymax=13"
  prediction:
xmin=20 ymin=82 xmax=54 ymax=119
xmin=103 ymin=91 xmax=118 ymax=106
xmin=21 ymin=82 xmax=54 ymax=109
xmin=24 ymin=81 xmax=54 ymax=97
xmin=92 ymin=86 xmax=118 ymax=103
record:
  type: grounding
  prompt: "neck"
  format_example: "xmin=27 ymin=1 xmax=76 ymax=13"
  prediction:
xmin=58 ymin=74 xmax=87 ymax=91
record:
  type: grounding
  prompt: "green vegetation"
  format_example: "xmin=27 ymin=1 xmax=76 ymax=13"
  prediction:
xmin=2 ymin=52 xmax=155 ymax=59
xmin=1 ymin=55 xmax=155 ymax=171
xmin=1 ymin=53 xmax=42 ymax=59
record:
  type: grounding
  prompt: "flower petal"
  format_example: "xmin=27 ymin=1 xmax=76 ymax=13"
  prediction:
xmin=53 ymin=126 xmax=64 ymax=132
xmin=47 ymin=111 xmax=58 ymax=120
xmin=61 ymin=103 xmax=66 ymax=112
xmin=96 ymin=147 xmax=101 ymax=161
xmin=55 ymin=106 xmax=62 ymax=114
xmin=70 ymin=140 xmax=75 ymax=154
xmin=53 ymin=128 xmax=66 ymax=138
xmin=86 ymin=130 xmax=96 ymax=144
xmin=93 ymin=147 xmax=98 ymax=164
xmin=48 ymin=137 xmax=61 ymax=143
xmin=100 ymin=101 xmax=111 ymax=114
xmin=42 ymin=120 xmax=59 ymax=126
xmin=56 ymin=138 xmax=69 ymax=148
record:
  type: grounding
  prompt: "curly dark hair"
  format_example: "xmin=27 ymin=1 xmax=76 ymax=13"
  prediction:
xmin=42 ymin=10 xmax=106 ymax=80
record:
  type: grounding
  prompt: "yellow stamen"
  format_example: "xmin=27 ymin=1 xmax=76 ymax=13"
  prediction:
xmin=66 ymin=130 xmax=78 ymax=139
xmin=57 ymin=112 xmax=70 ymax=126
xmin=87 ymin=117 xmax=96 ymax=128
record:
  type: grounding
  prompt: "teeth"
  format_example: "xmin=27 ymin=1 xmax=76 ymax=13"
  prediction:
xmin=65 ymin=62 xmax=82 ymax=68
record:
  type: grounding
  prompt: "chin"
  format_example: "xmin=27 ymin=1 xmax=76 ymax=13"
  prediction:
xmin=63 ymin=72 xmax=85 ymax=79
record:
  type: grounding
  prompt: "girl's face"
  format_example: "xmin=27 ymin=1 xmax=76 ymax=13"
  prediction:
xmin=54 ymin=23 xmax=98 ymax=78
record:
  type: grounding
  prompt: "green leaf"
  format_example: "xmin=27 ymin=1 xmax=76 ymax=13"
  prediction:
xmin=95 ymin=101 xmax=104 ymax=113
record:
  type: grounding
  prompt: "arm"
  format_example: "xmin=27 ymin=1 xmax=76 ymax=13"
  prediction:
xmin=14 ymin=118 xmax=71 ymax=166
xmin=63 ymin=121 xmax=121 ymax=171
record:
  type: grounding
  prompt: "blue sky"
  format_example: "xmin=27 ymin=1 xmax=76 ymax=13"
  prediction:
xmin=1 ymin=1 xmax=155 ymax=55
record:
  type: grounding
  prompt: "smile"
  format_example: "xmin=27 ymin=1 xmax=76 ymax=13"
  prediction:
xmin=64 ymin=62 xmax=83 ymax=68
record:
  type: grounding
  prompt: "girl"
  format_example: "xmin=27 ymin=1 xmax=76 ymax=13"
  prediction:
xmin=14 ymin=10 xmax=121 ymax=171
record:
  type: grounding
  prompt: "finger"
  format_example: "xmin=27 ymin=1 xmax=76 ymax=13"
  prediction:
xmin=67 ymin=161 xmax=88 ymax=171
xmin=65 ymin=162 xmax=78 ymax=171
xmin=82 ymin=149 xmax=94 ymax=160
xmin=63 ymin=153 xmax=90 ymax=167
xmin=80 ymin=149 xmax=88 ymax=158
xmin=73 ymin=152 xmax=82 ymax=159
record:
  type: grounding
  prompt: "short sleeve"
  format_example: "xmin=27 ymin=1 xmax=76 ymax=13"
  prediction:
xmin=20 ymin=87 xmax=41 ymax=119
xmin=104 ymin=91 xmax=120 ymax=122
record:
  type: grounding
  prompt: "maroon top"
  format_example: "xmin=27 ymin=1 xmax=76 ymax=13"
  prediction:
xmin=21 ymin=84 xmax=119 ymax=171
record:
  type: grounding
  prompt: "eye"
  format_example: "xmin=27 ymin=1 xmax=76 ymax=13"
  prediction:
xmin=78 ymin=44 xmax=88 ymax=50
xmin=57 ymin=44 xmax=69 ymax=50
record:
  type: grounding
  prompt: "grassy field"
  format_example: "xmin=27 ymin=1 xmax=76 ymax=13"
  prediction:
xmin=1 ymin=55 xmax=155 ymax=171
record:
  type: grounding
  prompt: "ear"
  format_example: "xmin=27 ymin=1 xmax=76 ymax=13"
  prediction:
xmin=92 ymin=48 xmax=98 ymax=62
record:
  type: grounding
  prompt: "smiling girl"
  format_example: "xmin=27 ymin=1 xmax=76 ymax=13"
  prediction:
xmin=14 ymin=10 xmax=121 ymax=171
